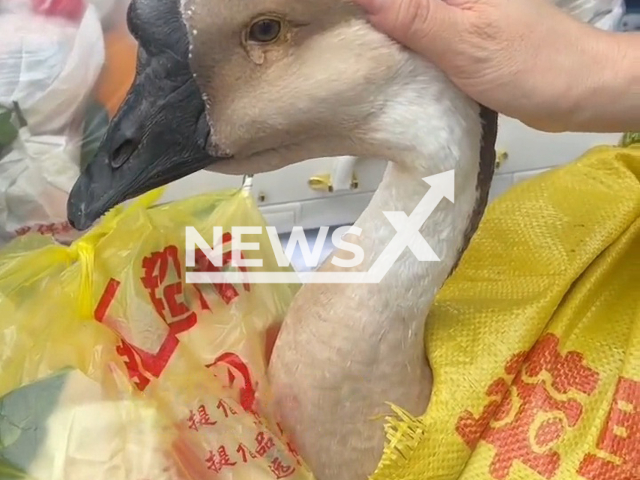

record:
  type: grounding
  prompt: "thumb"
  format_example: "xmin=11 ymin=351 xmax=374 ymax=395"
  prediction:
xmin=353 ymin=0 xmax=462 ymax=59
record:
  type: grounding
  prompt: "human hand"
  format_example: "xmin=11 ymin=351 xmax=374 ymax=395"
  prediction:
xmin=352 ymin=0 xmax=618 ymax=132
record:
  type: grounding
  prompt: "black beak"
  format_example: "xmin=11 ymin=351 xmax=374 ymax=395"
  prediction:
xmin=67 ymin=0 xmax=224 ymax=231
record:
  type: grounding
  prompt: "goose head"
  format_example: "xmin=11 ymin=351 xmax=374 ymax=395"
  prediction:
xmin=66 ymin=0 xmax=496 ymax=230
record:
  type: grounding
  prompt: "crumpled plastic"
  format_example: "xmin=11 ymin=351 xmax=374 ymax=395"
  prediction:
xmin=0 ymin=123 xmax=82 ymax=244
xmin=0 ymin=0 xmax=137 ymax=246
xmin=0 ymin=187 xmax=311 ymax=480
xmin=0 ymin=2 xmax=104 ymax=135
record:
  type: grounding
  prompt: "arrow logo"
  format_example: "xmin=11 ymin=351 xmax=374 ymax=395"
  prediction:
xmin=185 ymin=169 xmax=454 ymax=284
xmin=367 ymin=170 xmax=454 ymax=282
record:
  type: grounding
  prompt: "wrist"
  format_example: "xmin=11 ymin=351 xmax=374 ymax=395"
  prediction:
xmin=515 ymin=18 xmax=605 ymax=133
xmin=560 ymin=29 xmax=640 ymax=133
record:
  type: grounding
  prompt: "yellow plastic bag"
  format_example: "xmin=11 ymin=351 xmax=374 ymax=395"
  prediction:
xmin=370 ymin=145 xmax=640 ymax=480
xmin=0 ymin=187 xmax=311 ymax=480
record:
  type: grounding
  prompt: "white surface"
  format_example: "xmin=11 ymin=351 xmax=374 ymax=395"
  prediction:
xmin=159 ymin=116 xmax=624 ymax=232
xmin=493 ymin=116 xmax=621 ymax=174
xmin=331 ymin=156 xmax=357 ymax=192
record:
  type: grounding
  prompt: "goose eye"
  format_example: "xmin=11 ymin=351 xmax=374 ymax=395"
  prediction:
xmin=248 ymin=18 xmax=282 ymax=43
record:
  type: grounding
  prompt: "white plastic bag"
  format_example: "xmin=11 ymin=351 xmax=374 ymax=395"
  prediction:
xmin=0 ymin=125 xmax=82 ymax=245
xmin=2 ymin=370 xmax=183 ymax=480
xmin=0 ymin=0 xmax=106 ymax=244
xmin=0 ymin=3 xmax=105 ymax=135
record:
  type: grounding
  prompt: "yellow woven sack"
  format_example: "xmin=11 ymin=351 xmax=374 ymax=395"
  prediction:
xmin=0 ymin=187 xmax=310 ymax=480
xmin=370 ymin=144 xmax=640 ymax=480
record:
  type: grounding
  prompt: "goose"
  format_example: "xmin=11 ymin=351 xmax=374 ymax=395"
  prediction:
xmin=65 ymin=0 xmax=594 ymax=479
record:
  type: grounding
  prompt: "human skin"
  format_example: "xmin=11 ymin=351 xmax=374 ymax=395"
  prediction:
xmin=353 ymin=0 xmax=640 ymax=133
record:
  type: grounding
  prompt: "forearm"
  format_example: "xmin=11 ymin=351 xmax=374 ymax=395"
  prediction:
xmin=560 ymin=29 xmax=640 ymax=133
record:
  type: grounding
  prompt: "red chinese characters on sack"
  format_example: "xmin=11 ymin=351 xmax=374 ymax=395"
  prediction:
xmin=203 ymin=432 xmax=295 ymax=478
xmin=95 ymin=278 xmax=181 ymax=391
xmin=276 ymin=422 xmax=303 ymax=466
xmin=100 ymin=245 xmax=211 ymax=390
xmin=113 ymin=340 xmax=155 ymax=391
xmin=237 ymin=443 xmax=258 ymax=463
xmin=187 ymin=404 xmax=218 ymax=431
xmin=14 ymin=221 xmax=74 ymax=237
xmin=207 ymin=352 xmax=258 ymax=414
xmin=95 ymin=244 xmax=299 ymax=479
xmin=256 ymin=431 xmax=276 ymax=457
xmin=95 ymin=245 xmax=207 ymax=392
xmin=96 ymin=269 xmax=261 ymax=396
xmin=205 ymin=446 xmax=237 ymax=473
xmin=456 ymin=333 xmax=600 ymax=480
xmin=270 ymin=457 xmax=296 ymax=479
xmin=578 ymin=377 xmax=640 ymax=480
xmin=107 ymin=238 xmax=257 ymax=392
xmin=255 ymin=431 xmax=295 ymax=478
xmin=193 ymin=231 xmax=251 ymax=304
xmin=141 ymin=245 xmax=200 ymax=333
xmin=217 ymin=398 xmax=239 ymax=418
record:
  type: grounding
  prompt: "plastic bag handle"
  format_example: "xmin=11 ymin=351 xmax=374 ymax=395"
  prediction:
xmin=65 ymin=186 xmax=167 ymax=318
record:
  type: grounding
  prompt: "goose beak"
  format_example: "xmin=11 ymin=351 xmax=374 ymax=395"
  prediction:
xmin=66 ymin=0 xmax=231 ymax=231
xmin=66 ymin=65 xmax=220 ymax=230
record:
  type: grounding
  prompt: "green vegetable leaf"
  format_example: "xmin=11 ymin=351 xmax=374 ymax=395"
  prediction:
xmin=0 ymin=111 xmax=18 ymax=147
xmin=0 ymin=458 xmax=27 ymax=479
xmin=621 ymin=132 xmax=640 ymax=147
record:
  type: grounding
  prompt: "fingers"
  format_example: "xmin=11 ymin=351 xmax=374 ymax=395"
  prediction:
xmin=353 ymin=0 xmax=464 ymax=60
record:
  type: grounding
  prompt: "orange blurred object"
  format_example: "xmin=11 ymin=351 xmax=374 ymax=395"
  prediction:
xmin=94 ymin=25 xmax=137 ymax=118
